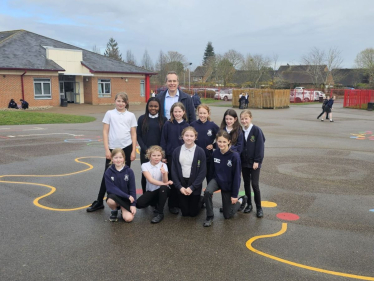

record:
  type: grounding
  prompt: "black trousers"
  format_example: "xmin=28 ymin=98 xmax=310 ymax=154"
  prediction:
xmin=242 ymin=166 xmax=261 ymax=208
xmin=204 ymin=179 xmax=241 ymax=219
xmin=166 ymin=155 xmax=179 ymax=209
xmin=97 ymin=144 xmax=133 ymax=202
xmin=177 ymin=178 xmax=202 ymax=217
xmin=140 ymin=152 xmax=147 ymax=194
xmin=136 ymin=186 xmax=170 ymax=214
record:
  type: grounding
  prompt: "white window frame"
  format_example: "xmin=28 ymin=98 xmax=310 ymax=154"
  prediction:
xmin=140 ymin=80 xmax=145 ymax=97
xmin=34 ymin=78 xmax=51 ymax=99
xmin=98 ymin=79 xmax=111 ymax=97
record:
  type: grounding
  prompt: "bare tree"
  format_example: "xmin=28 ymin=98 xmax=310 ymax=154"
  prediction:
xmin=155 ymin=50 xmax=168 ymax=84
xmin=141 ymin=49 xmax=154 ymax=71
xmin=92 ymin=45 xmax=101 ymax=55
xmin=126 ymin=50 xmax=137 ymax=65
xmin=241 ymin=54 xmax=271 ymax=88
xmin=224 ymin=49 xmax=244 ymax=69
xmin=302 ymin=47 xmax=344 ymax=88
xmin=355 ymin=48 xmax=374 ymax=84
xmin=155 ymin=50 xmax=188 ymax=84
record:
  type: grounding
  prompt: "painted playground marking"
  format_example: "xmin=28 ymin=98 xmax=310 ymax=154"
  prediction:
xmin=350 ymin=131 xmax=374 ymax=141
xmin=246 ymin=223 xmax=374 ymax=280
xmin=8 ymin=133 xmax=83 ymax=138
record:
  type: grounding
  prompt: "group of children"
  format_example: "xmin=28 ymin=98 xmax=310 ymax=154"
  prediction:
xmin=86 ymin=92 xmax=265 ymax=227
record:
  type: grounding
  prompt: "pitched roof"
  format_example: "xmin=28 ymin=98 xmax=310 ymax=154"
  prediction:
xmin=231 ymin=70 xmax=274 ymax=84
xmin=332 ymin=69 xmax=369 ymax=86
xmin=0 ymin=30 xmax=155 ymax=74
xmin=191 ymin=66 xmax=208 ymax=77
xmin=277 ymin=65 xmax=327 ymax=84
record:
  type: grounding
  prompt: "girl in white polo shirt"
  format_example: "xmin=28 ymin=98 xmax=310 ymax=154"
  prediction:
xmin=87 ymin=92 xmax=138 ymax=212
xmin=136 ymin=146 xmax=173 ymax=223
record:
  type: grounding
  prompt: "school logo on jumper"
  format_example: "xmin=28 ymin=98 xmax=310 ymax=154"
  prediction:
xmin=227 ymin=160 xmax=232 ymax=167
xmin=214 ymin=158 xmax=220 ymax=163
xmin=207 ymin=130 xmax=212 ymax=136
xmin=250 ymin=135 xmax=256 ymax=142
xmin=124 ymin=174 xmax=129 ymax=181
xmin=197 ymin=160 xmax=201 ymax=168
xmin=111 ymin=177 xmax=114 ymax=181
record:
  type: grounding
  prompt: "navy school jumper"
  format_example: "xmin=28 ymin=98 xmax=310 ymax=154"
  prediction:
xmin=104 ymin=165 xmax=137 ymax=206
xmin=190 ymin=120 xmax=219 ymax=160
xmin=171 ymin=145 xmax=207 ymax=195
xmin=160 ymin=120 xmax=189 ymax=157
xmin=240 ymin=125 xmax=265 ymax=168
xmin=209 ymin=149 xmax=241 ymax=198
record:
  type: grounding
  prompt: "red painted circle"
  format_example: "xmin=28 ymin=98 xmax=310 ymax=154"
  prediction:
xmin=276 ymin=212 xmax=300 ymax=221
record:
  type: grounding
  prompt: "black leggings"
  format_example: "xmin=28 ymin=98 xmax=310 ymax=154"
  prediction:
xmin=136 ymin=186 xmax=170 ymax=214
xmin=242 ymin=166 xmax=261 ymax=208
xmin=97 ymin=144 xmax=132 ymax=202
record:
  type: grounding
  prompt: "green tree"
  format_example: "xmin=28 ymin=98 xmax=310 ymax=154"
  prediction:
xmin=203 ymin=42 xmax=215 ymax=66
xmin=104 ymin=37 xmax=123 ymax=61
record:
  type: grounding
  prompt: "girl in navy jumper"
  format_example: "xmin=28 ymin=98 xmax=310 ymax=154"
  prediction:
xmin=160 ymin=102 xmax=189 ymax=215
xmin=203 ymin=130 xmax=247 ymax=227
xmin=220 ymin=109 xmax=244 ymax=153
xmin=105 ymin=148 xmax=137 ymax=222
xmin=137 ymin=98 xmax=167 ymax=193
xmin=190 ymin=104 xmax=219 ymax=182
xmin=136 ymin=146 xmax=173 ymax=224
xmin=240 ymin=109 xmax=265 ymax=218
xmin=171 ymin=127 xmax=206 ymax=217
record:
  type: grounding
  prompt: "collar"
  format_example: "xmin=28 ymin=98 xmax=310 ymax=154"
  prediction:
xmin=243 ymin=124 xmax=253 ymax=132
xmin=115 ymin=108 xmax=127 ymax=115
xmin=149 ymin=113 xmax=159 ymax=118
xmin=166 ymin=89 xmax=179 ymax=98
xmin=182 ymin=144 xmax=196 ymax=152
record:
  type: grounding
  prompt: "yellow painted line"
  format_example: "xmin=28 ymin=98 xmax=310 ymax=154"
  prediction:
xmin=0 ymin=157 xmax=102 ymax=211
xmin=246 ymin=223 xmax=374 ymax=280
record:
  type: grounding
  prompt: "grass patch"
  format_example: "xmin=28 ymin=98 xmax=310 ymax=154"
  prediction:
xmin=200 ymin=98 xmax=222 ymax=104
xmin=0 ymin=111 xmax=96 ymax=125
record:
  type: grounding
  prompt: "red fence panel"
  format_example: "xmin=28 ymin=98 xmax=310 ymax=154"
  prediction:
xmin=343 ymin=89 xmax=374 ymax=108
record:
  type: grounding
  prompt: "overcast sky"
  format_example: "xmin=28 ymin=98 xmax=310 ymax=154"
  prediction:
xmin=1 ymin=0 xmax=373 ymax=71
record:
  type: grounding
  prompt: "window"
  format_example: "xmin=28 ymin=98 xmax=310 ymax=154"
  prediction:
xmin=140 ymin=80 xmax=145 ymax=97
xmin=98 ymin=79 xmax=111 ymax=97
xmin=34 ymin=78 xmax=51 ymax=99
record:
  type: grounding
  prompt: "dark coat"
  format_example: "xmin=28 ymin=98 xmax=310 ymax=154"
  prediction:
xmin=240 ymin=125 xmax=265 ymax=168
xmin=156 ymin=89 xmax=196 ymax=123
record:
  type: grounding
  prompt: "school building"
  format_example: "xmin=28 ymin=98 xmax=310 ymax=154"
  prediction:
xmin=0 ymin=30 xmax=156 ymax=109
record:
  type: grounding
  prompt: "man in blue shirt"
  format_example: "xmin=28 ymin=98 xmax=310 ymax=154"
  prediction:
xmin=156 ymin=71 xmax=196 ymax=123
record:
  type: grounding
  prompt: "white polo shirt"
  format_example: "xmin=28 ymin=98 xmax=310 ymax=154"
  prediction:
xmin=141 ymin=161 xmax=168 ymax=192
xmin=179 ymin=144 xmax=196 ymax=178
xmin=102 ymin=109 xmax=137 ymax=149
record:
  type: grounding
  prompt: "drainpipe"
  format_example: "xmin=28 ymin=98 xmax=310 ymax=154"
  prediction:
xmin=21 ymin=70 xmax=27 ymax=100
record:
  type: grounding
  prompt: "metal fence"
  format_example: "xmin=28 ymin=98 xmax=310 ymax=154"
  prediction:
xmin=343 ymin=89 xmax=374 ymax=109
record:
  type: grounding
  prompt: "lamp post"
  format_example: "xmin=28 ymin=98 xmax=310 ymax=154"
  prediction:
xmin=188 ymin=62 xmax=192 ymax=90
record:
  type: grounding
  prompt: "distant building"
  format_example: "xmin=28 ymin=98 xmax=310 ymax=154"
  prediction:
xmin=332 ymin=69 xmax=369 ymax=88
xmin=191 ymin=66 xmax=212 ymax=83
xmin=276 ymin=65 xmax=332 ymax=88
xmin=0 ymin=30 xmax=156 ymax=108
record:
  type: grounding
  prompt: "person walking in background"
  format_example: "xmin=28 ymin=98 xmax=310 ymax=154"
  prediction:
xmin=156 ymin=71 xmax=196 ymax=122
xmin=317 ymin=96 xmax=329 ymax=120
xmin=245 ymin=93 xmax=249 ymax=108
xmin=321 ymin=96 xmax=335 ymax=122
xmin=192 ymin=90 xmax=201 ymax=109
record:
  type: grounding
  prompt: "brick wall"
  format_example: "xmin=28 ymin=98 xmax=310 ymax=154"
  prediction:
xmin=0 ymin=74 xmax=60 ymax=108
xmin=86 ymin=76 xmax=146 ymax=105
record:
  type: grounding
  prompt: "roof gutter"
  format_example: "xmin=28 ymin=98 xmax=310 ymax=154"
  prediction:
xmin=81 ymin=62 xmax=157 ymax=75
xmin=21 ymin=70 xmax=27 ymax=100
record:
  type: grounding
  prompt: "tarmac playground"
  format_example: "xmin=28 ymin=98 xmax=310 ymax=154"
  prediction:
xmin=1 ymin=100 xmax=373 ymax=281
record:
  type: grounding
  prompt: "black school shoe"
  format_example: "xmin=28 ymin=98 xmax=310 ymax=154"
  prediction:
xmin=244 ymin=204 xmax=253 ymax=213
xmin=238 ymin=196 xmax=248 ymax=212
xmin=151 ymin=213 xmax=164 ymax=224
xmin=86 ymin=200 xmax=104 ymax=212
xmin=203 ymin=216 xmax=214 ymax=227
xmin=109 ymin=210 xmax=118 ymax=222
xmin=256 ymin=208 xmax=263 ymax=218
